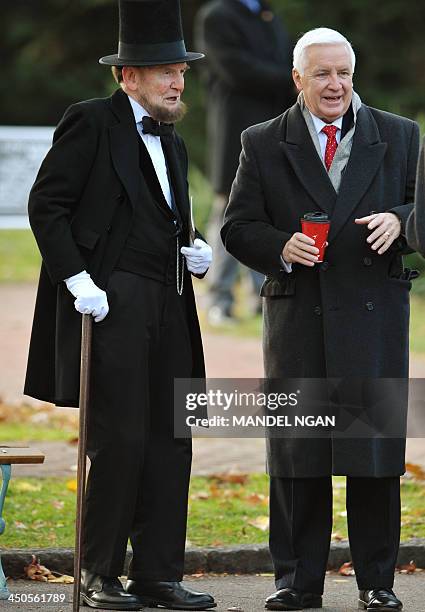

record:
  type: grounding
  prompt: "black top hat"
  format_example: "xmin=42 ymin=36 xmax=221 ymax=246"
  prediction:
xmin=99 ymin=0 xmax=204 ymax=66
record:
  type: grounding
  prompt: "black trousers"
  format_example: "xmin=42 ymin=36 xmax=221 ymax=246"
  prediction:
xmin=82 ymin=271 xmax=193 ymax=580
xmin=269 ymin=476 xmax=401 ymax=594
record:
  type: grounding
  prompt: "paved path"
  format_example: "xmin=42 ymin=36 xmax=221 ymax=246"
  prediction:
xmin=4 ymin=573 xmax=425 ymax=611
xmin=1 ymin=283 xmax=424 ymax=477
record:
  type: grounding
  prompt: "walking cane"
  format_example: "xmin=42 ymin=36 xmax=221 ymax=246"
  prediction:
xmin=73 ymin=314 xmax=92 ymax=611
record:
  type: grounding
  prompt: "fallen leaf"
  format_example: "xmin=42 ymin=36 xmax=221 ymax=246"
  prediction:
xmin=52 ymin=500 xmax=64 ymax=510
xmin=248 ymin=516 xmax=269 ymax=531
xmin=24 ymin=555 xmax=53 ymax=582
xmin=331 ymin=532 xmax=344 ymax=541
xmin=24 ymin=555 xmax=74 ymax=583
xmin=49 ymin=575 xmax=74 ymax=584
xmin=338 ymin=562 xmax=355 ymax=576
xmin=68 ymin=437 xmax=79 ymax=445
xmin=191 ymin=491 xmax=210 ymax=500
xmin=209 ymin=473 xmax=248 ymax=485
xmin=405 ymin=463 xmax=425 ymax=481
xmin=14 ymin=521 xmax=28 ymax=530
xmin=246 ymin=493 xmax=268 ymax=506
xmin=14 ymin=481 xmax=42 ymax=492
xmin=66 ymin=479 xmax=77 ymax=492
xmin=396 ymin=560 xmax=417 ymax=574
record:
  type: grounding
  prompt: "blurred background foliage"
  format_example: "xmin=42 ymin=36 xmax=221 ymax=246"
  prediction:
xmin=3 ymin=0 xmax=425 ymax=172
xmin=0 ymin=0 xmax=425 ymax=322
xmin=2 ymin=0 xmax=425 ymax=279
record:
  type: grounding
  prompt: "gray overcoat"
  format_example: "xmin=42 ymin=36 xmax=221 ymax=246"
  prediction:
xmin=222 ymin=102 xmax=420 ymax=477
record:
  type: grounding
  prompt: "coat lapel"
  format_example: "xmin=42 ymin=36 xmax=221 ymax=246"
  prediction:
xmin=328 ymin=105 xmax=387 ymax=242
xmin=109 ymin=89 xmax=146 ymax=210
xmin=279 ymin=105 xmax=337 ymax=216
xmin=161 ymin=135 xmax=189 ymax=224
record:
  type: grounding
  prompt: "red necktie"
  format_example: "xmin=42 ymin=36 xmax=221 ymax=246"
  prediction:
xmin=321 ymin=125 xmax=339 ymax=171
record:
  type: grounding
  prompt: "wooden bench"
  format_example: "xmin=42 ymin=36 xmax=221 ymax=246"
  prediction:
xmin=0 ymin=447 xmax=45 ymax=600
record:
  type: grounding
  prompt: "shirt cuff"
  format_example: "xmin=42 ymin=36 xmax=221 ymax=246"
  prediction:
xmin=279 ymin=256 xmax=292 ymax=273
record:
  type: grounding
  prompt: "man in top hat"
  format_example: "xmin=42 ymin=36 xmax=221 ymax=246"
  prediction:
xmin=222 ymin=27 xmax=419 ymax=611
xmin=24 ymin=1 xmax=216 ymax=610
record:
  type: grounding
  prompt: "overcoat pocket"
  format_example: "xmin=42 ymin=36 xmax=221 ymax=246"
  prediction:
xmin=260 ymin=274 xmax=296 ymax=297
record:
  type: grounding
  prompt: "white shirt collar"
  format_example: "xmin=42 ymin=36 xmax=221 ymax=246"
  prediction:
xmin=127 ymin=94 xmax=151 ymax=126
xmin=309 ymin=111 xmax=343 ymax=136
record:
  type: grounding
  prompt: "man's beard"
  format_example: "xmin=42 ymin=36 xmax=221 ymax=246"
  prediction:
xmin=138 ymin=94 xmax=188 ymax=123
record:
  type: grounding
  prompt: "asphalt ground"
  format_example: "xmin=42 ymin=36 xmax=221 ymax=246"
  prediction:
xmin=3 ymin=573 xmax=425 ymax=612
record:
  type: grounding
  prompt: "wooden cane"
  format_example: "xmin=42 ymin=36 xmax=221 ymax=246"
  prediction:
xmin=73 ymin=314 xmax=92 ymax=611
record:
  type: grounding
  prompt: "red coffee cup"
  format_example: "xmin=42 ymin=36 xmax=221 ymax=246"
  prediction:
xmin=301 ymin=212 xmax=330 ymax=263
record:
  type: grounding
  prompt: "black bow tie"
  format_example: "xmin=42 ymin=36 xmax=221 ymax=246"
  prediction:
xmin=141 ymin=116 xmax=174 ymax=138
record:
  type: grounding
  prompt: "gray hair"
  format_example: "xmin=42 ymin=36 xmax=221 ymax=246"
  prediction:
xmin=293 ymin=27 xmax=356 ymax=75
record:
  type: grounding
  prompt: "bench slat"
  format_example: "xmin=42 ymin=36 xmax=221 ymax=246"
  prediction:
xmin=0 ymin=447 xmax=45 ymax=464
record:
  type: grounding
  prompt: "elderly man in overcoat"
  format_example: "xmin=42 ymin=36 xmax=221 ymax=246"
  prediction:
xmin=24 ymin=1 xmax=216 ymax=610
xmin=222 ymin=27 xmax=419 ymax=611
xmin=195 ymin=0 xmax=294 ymax=323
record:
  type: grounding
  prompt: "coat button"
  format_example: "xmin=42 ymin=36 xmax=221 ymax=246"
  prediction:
xmin=314 ymin=305 xmax=322 ymax=315
xmin=320 ymin=261 xmax=329 ymax=271
xmin=365 ymin=301 xmax=374 ymax=311
xmin=363 ymin=257 xmax=372 ymax=266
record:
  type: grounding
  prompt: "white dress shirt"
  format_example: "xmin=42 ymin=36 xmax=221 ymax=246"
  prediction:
xmin=308 ymin=112 xmax=343 ymax=160
xmin=127 ymin=95 xmax=173 ymax=209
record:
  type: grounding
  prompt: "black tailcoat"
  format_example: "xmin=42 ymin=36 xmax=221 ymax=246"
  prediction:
xmin=195 ymin=0 xmax=295 ymax=194
xmin=25 ymin=88 xmax=205 ymax=407
xmin=222 ymin=102 xmax=420 ymax=477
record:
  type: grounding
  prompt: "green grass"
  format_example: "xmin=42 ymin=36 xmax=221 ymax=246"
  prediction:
xmin=410 ymin=295 xmax=425 ymax=355
xmin=0 ymin=474 xmax=423 ymax=549
xmin=0 ymin=230 xmax=41 ymax=282
xmin=0 ymin=423 xmax=76 ymax=442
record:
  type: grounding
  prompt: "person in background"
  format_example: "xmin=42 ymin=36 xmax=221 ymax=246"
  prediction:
xmin=195 ymin=0 xmax=294 ymax=324
xmin=406 ymin=136 xmax=425 ymax=255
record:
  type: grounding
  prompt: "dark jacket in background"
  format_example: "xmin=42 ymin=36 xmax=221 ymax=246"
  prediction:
xmin=406 ymin=136 xmax=425 ymax=255
xmin=195 ymin=0 xmax=294 ymax=194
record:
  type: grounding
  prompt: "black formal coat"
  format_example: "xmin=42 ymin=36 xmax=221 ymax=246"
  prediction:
xmin=195 ymin=0 xmax=294 ymax=194
xmin=24 ymin=88 xmax=205 ymax=407
xmin=222 ymin=102 xmax=420 ymax=477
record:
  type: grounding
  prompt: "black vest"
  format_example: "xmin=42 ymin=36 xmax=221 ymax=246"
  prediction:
xmin=117 ymin=136 xmax=183 ymax=285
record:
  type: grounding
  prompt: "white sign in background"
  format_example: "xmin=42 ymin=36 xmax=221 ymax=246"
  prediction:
xmin=0 ymin=126 xmax=54 ymax=228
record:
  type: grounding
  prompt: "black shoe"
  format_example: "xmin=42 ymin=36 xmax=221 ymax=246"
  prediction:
xmin=81 ymin=569 xmax=143 ymax=610
xmin=126 ymin=580 xmax=216 ymax=610
xmin=265 ymin=587 xmax=322 ymax=610
xmin=358 ymin=588 xmax=403 ymax=610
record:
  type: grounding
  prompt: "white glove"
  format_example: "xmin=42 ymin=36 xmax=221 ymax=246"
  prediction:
xmin=181 ymin=238 xmax=212 ymax=274
xmin=65 ymin=270 xmax=109 ymax=323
